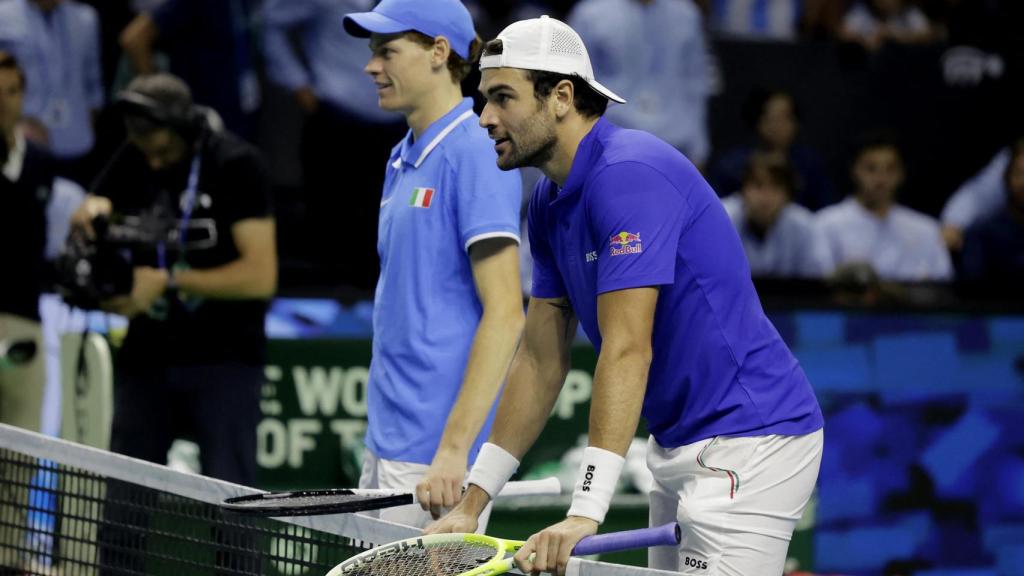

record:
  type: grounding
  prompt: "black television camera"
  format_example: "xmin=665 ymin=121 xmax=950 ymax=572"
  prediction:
xmin=54 ymin=204 xmax=177 ymax=310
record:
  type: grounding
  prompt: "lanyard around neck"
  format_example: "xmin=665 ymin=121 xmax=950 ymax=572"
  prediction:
xmin=157 ymin=153 xmax=202 ymax=269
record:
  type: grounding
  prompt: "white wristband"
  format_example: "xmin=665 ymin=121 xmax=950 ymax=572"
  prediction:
xmin=567 ymin=446 xmax=625 ymax=524
xmin=466 ymin=442 xmax=520 ymax=499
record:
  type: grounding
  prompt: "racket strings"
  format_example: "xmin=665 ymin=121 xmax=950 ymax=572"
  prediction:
xmin=340 ymin=541 xmax=499 ymax=576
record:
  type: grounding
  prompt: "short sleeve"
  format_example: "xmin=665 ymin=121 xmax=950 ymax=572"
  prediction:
xmin=213 ymin=147 xmax=273 ymax=225
xmin=527 ymin=181 xmax=566 ymax=299
xmin=588 ymin=162 xmax=686 ymax=294
xmin=454 ymin=141 xmax=522 ymax=251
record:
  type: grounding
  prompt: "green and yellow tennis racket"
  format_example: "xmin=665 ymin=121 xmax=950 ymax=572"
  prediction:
xmin=326 ymin=523 xmax=680 ymax=576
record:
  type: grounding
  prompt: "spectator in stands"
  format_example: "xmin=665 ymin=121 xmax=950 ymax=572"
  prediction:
xmin=816 ymin=133 xmax=953 ymax=282
xmin=960 ymin=138 xmax=1024 ymax=286
xmin=568 ymin=0 xmax=710 ymax=167
xmin=839 ymin=0 xmax=936 ymax=52
xmin=0 ymin=50 xmax=55 ymax=571
xmin=0 ymin=0 xmax=103 ymax=185
xmin=709 ymin=87 xmax=836 ymax=210
xmin=119 ymin=0 xmax=260 ymax=139
xmin=262 ymin=0 xmax=406 ymax=293
xmin=940 ymin=140 xmax=1018 ymax=252
xmin=702 ymin=0 xmax=841 ymax=41
xmin=16 ymin=108 xmax=87 ymax=263
xmin=465 ymin=1 xmax=548 ymax=48
xmin=722 ymin=154 xmax=833 ymax=278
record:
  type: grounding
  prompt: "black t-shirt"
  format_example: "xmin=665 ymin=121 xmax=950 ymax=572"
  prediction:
xmin=92 ymin=130 xmax=272 ymax=367
xmin=0 ymin=143 xmax=54 ymax=321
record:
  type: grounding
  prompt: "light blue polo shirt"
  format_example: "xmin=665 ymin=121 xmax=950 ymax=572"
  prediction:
xmin=367 ymin=98 xmax=522 ymax=465
xmin=528 ymin=117 xmax=822 ymax=449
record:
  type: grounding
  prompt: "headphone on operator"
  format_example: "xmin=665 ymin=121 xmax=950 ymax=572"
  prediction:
xmin=114 ymin=87 xmax=207 ymax=143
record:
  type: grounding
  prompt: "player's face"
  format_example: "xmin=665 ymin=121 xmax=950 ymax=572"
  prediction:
xmin=741 ymin=172 xmax=789 ymax=229
xmin=758 ymin=94 xmax=797 ymax=151
xmin=478 ymin=68 xmax=557 ymax=171
xmin=0 ymin=68 xmax=23 ymax=138
xmin=853 ymin=146 xmax=904 ymax=210
xmin=1007 ymin=151 xmax=1024 ymax=212
xmin=128 ymin=128 xmax=188 ymax=172
xmin=365 ymin=33 xmax=435 ymax=114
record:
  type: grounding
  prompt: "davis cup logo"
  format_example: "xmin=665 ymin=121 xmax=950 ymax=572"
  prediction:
xmin=609 ymin=231 xmax=642 ymax=256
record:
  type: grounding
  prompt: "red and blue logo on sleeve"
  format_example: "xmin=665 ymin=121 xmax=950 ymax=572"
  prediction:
xmin=609 ymin=231 xmax=643 ymax=256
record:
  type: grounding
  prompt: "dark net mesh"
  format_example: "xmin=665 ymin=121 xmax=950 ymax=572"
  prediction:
xmin=0 ymin=446 xmax=366 ymax=575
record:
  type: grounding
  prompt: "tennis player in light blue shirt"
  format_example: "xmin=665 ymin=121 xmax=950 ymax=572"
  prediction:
xmin=430 ymin=17 xmax=823 ymax=576
xmin=343 ymin=0 xmax=524 ymax=529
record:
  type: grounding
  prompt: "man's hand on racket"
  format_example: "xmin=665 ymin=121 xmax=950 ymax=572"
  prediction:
xmin=417 ymin=449 xmax=467 ymax=519
xmin=423 ymin=484 xmax=491 ymax=535
xmin=515 ymin=516 xmax=598 ymax=576
xmin=422 ymin=503 xmax=479 ymax=535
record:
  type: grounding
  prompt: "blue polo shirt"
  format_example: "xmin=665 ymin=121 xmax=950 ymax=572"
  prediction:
xmin=528 ymin=118 xmax=822 ymax=448
xmin=367 ymin=98 xmax=522 ymax=464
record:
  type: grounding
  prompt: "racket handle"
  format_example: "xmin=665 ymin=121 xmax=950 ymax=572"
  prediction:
xmin=497 ymin=477 xmax=561 ymax=498
xmin=571 ymin=522 xmax=681 ymax=556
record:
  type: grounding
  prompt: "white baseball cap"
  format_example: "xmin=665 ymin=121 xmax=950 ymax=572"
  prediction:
xmin=479 ymin=15 xmax=626 ymax=104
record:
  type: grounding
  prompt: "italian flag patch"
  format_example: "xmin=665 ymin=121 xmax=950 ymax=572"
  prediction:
xmin=409 ymin=187 xmax=435 ymax=208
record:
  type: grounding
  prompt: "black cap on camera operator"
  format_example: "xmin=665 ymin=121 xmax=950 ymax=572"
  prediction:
xmin=69 ymin=73 xmax=276 ymax=484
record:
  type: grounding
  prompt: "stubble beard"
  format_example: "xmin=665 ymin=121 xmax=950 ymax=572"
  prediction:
xmin=499 ymin=106 xmax=557 ymax=171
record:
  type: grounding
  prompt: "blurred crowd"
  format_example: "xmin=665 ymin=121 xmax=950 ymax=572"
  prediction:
xmin=1 ymin=0 xmax=1021 ymax=303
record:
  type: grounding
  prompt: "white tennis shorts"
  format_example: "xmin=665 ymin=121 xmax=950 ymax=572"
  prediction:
xmin=359 ymin=449 xmax=493 ymax=532
xmin=647 ymin=429 xmax=823 ymax=575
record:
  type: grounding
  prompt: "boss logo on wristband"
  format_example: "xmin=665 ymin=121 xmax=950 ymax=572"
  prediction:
xmin=567 ymin=447 xmax=625 ymax=524
xmin=582 ymin=465 xmax=595 ymax=491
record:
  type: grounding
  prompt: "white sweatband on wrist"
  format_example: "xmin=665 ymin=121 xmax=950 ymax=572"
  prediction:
xmin=567 ymin=446 xmax=625 ymax=524
xmin=466 ymin=442 xmax=520 ymax=499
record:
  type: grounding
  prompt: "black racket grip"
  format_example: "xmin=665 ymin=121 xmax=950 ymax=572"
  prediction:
xmin=571 ymin=522 xmax=681 ymax=556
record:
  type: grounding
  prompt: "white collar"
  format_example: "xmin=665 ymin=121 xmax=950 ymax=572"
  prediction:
xmin=392 ymin=109 xmax=474 ymax=170
xmin=2 ymin=129 xmax=26 ymax=182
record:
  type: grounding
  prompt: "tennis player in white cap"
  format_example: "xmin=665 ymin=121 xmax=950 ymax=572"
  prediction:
xmin=428 ymin=16 xmax=824 ymax=576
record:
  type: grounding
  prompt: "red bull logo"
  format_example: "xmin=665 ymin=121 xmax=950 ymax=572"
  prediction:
xmin=609 ymin=231 xmax=642 ymax=256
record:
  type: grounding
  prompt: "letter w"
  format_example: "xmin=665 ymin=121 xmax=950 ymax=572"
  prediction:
xmin=294 ymin=366 xmax=344 ymax=416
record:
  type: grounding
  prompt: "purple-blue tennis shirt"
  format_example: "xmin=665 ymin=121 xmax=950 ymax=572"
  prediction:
xmin=528 ymin=118 xmax=823 ymax=448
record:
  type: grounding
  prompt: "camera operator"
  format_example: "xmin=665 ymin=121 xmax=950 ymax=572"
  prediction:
xmin=70 ymin=73 xmax=276 ymax=484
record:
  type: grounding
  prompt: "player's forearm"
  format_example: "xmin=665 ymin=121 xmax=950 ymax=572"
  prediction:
xmin=488 ymin=344 xmax=569 ymax=459
xmin=588 ymin=340 xmax=651 ymax=456
xmin=436 ymin=306 xmax=525 ymax=457
xmin=173 ymin=255 xmax=277 ymax=300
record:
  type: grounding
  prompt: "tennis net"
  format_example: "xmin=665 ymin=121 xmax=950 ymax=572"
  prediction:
xmin=0 ymin=423 xmax=674 ymax=576
xmin=0 ymin=423 xmax=414 ymax=575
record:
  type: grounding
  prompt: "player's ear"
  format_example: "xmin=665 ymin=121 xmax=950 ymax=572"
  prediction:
xmin=553 ymin=79 xmax=574 ymax=118
xmin=432 ymin=36 xmax=452 ymax=69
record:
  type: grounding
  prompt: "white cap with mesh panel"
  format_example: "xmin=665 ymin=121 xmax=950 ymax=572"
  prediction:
xmin=479 ymin=15 xmax=626 ymax=104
